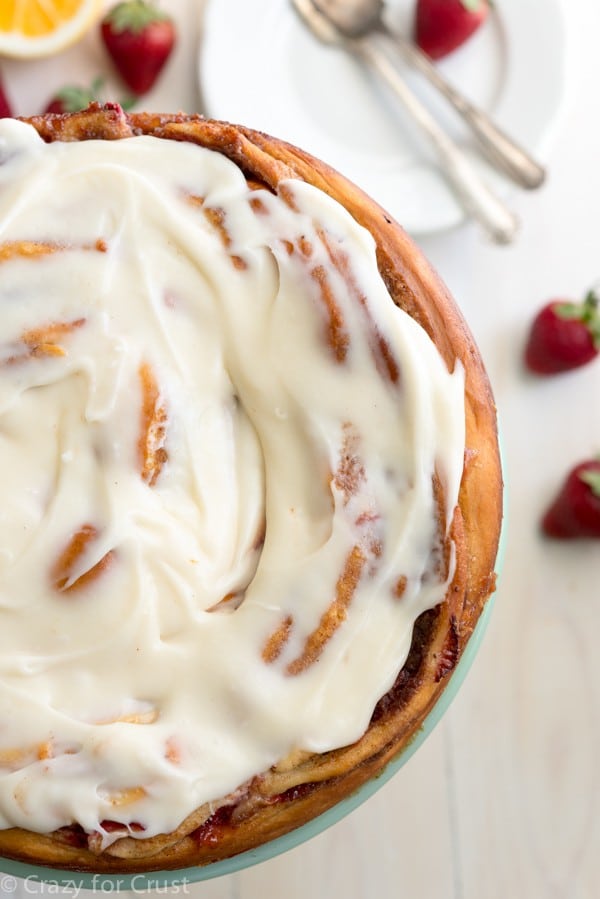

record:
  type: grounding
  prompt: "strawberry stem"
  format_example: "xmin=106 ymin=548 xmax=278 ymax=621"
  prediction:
xmin=54 ymin=78 xmax=105 ymax=113
xmin=105 ymin=1 xmax=169 ymax=35
xmin=119 ymin=95 xmax=138 ymax=112
xmin=50 ymin=78 xmax=135 ymax=115
xmin=460 ymin=0 xmax=486 ymax=12
xmin=580 ymin=469 xmax=600 ymax=498
xmin=554 ymin=302 xmax=583 ymax=320
xmin=582 ymin=289 xmax=600 ymax=348
xmin=583 ymin=289 xmax=599 ymax=315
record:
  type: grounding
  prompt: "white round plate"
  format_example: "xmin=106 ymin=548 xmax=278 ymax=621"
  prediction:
xmin=199 ymin=0 xmax=567 ymax=237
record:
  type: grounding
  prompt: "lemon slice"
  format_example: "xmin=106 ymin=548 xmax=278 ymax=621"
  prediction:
xmin=0 ymin=0 xmax=102 ymax=59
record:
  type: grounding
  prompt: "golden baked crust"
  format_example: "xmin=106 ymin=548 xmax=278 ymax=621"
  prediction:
xmin=0 ymin=105 xmax=502 ymax=872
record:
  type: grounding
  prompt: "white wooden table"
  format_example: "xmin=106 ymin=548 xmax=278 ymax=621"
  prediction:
xmin=2 ymin=1 xmax=599 ymax=897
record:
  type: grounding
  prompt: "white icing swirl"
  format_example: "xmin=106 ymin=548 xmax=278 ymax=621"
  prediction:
xmin=0 ymin=120 xmax=464 ymax=841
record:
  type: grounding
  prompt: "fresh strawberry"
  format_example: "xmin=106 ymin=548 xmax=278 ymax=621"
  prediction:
xmin=415 ymin=0 xmax=490 ymax=60
xmin=101 ymin=1 xmax=176 ymax=96
xmin=524 ymin=288 xmax=600 ymax=375
xmin=0 ymin=75 xmax=13 ymax=118
xmin=543 ymin=460 xmax=600 ymax=539
xmin=44 ymin=78 xmax=104 ymax=115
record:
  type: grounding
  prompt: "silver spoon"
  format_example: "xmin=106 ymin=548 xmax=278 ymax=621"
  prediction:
xmin=314 ymin=0 xmax=546 ymax=189
xmin=292 ymin=0 xmax=519 ymax=244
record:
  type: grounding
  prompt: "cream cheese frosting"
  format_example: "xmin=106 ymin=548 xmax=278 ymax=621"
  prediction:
xmin=0 ymin=119 xmax=465 ymax=841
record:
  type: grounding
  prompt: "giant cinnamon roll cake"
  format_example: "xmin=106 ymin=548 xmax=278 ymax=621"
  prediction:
xmin=0 ymin=106 xmax=501 ymax=873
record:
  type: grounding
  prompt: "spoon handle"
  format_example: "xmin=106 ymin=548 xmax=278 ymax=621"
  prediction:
xmin=379 ymin=26 xmax=546 ymax=190
xmin=352 ymin=35 xmax=518 ymax=244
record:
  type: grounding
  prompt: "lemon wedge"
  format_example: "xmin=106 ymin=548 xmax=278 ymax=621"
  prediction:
xmin=0 ymin=0 xmax=102 ymax=59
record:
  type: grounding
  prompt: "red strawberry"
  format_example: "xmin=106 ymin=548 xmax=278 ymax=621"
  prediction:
xmin=415 ymin=0 xmax=490 ymax=60
xmin=0 ymin=76 xmax=13 ymax=118
xmin=101 ymin=1 xmax=176 ymax=96
xmin=543 ymin=460 xmax=600 ymax=539
xmin=44 ymin=78 xmax=104 ymax=115
xmin=525 ymin=288 xmax=600 ymax=375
